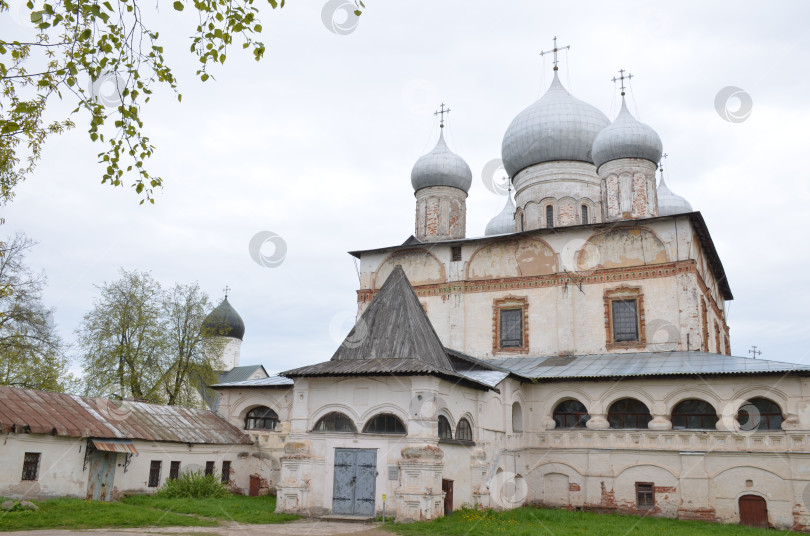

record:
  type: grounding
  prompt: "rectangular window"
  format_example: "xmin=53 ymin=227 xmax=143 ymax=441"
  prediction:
xmin=581 ymin=205 xmax=589 ymax=224
xmin=148 ymin=460 xmax=162 ymax=487
xmin=169 ymin=461 xmax=180 ymax=480
xmin=221 ymin=461 xmax=231 ymax=484
xmin=546 ymin=205 xmax=554 ymax=228
xmin=205 ymin=461 xmax=215 ymax=476
xmin=612 ymin=299 xmax=639 ymax=342
xmin=636 ymin=482 xmax=654 ymax=509
xmin=500 ymin=309 xmax=523 ymax=348
xmin=451 ymin=246 xmax=462 ymax=262
xmin=21 ymin=452 xmax=40 ymax=481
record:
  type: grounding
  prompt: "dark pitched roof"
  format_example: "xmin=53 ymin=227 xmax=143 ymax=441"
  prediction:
xmin=348 ymin=211 xmax=732 ymax=301
xmin=0 ymin=385 xmax=252 ymax=444
xmin=218 ymin=364 xmax=268 ymax=384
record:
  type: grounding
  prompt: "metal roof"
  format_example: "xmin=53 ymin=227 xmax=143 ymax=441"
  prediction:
xmin=490 ymin=352 xmax=810 ymax=380
xmin=218 ymin=365 xmax=268 ymax=384
xmin=348 ymin=212 xmax=732 ymax=301
xmin=411 ymin=129 xmax=472 ymax=194
xmin=0 ymin=385 xmax=252 ymax=444
xmin=592 ymin=97 xmax=662 ymax=169
xmin=212 ymin=375 xmax=294 ymax=388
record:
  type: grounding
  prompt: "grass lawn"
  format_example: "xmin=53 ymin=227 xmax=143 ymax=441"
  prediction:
xmin=122 ymin=493 xmax=299 ymax=524
xmin=0 ymin=497 xmax=218 ymax=532
xmin=0 ymin=494 xmax=296 ymax=532
xmin=385 ymin=507 xmax=794 ymax=536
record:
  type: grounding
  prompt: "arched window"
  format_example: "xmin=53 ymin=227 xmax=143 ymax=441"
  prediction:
xmin=546 ymin=205 xmax=554 ymax=228
xmin=511 ymin=402 xmax=523 ymax=433
xmin=671 ymin=399 xmax=718 ymax=430
xmin=581 ymin=204 xmax=589 ymax=224
xmin=456 ymin=418 xmax=473 ymax=442
xmin=313 ymin=412 xmax=357 ymax=433
xmin=738 ymin=398 xmax=782 ymax=431
xmin=438 ymin=415 xmax=453 ymax=439
xmin=362 ymin=414 xmax=406 ymax=435
xmin=553 ymin=400 xmax=590 ymax=428
xmin=608 ymin=398 xmax=652 ymax=429
xmin=245 ymin=406 xmax=279 ymax=430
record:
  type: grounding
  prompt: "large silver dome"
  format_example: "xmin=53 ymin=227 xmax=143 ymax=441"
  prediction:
xmin=592 ymin=98 xmax=663 ymax=169
xmin=501 ymin=72 xmax=610 ymax=176
xmin=484 ymin=194 xmax=516 ymax=236
xmin=411 ymin=130 xmax=472 ymax=193
xmin=657 ymin=176 xmax=693 ymax=216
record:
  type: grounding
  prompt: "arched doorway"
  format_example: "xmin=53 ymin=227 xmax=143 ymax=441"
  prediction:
xmin=739 ymin=494 xmax=768 ymax=528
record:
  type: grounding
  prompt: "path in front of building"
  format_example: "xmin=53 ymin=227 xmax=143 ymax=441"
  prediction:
xmin=5 ymin=520 xmax=392 ymax=536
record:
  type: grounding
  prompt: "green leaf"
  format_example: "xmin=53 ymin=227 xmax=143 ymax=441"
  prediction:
xmin=173 ymin=1 xmax=184 ymax=10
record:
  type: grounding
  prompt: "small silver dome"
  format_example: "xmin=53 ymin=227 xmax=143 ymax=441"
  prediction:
xmin=411 ymin=130 xmax=472 ymax=193
xmin=657 ymin=176 xmax=693 ymax=216
xmin=501 ymin=71 xmax=610 ymax=176
xmin=592 ymin=97 xmax=663 ymax=169
xmin=485 ymin=194 xmax=516 ymax=236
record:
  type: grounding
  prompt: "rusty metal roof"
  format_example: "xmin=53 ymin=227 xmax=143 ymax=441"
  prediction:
xmin=0 ymin=385 xmax=252 ymax=445
xmin=91 ymin=438 xmax=138 ymax=454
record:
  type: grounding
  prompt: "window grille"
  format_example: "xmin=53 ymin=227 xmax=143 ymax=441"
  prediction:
xmin=313 ymin=412 xmax=357 ymax=433
xmin=636 ymin=483 xmax=654 ymax=508
xmin=221 ymin=461 xmax=231 ymax=484
xmin=546 ymin=205 xmax=554 ymax=228
xmin=205 ymin=461 xmax=215 ymax=476
xmin=363 ymin=414 xmax=406 ymax=434
xmin=612 ymin=299 xmax=639 ymax=341
xmin=169 ymin=461 xmax=180 ymax=480
xmin=456 ymin=418 xmax=473 ymax=442
xmin=500 ymin=308 xmax=523 ymax=348
xmin=581 ymin=205 xmax=589 ymax=224
xmin=148 ymin=460 xmax=162 ymax=487
xmin=21 ymin=452 xmax=40 ymax=481
xmin=451 ymin=246 xmax=462 ymax=262
xmin=438 ymin=415 xmax=453 ymax=439
xmin=245 ymin=406 xmax=279 ymax=430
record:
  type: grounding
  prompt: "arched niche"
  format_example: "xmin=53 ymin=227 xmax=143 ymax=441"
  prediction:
xmin=373 ymin=249 xmax=445 ymax=289
xmin=577 ymin=228 xmax=668 ymax=270
xmin=467 ymin=237 xmax=556 ymax=280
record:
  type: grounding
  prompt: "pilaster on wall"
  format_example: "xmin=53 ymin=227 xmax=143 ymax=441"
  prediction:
xmin=396 ymin=445 xmax=445 ymax=522
xmin=599 ymin=159 xmax=658 ymax=222
xmin=276 ymin=442 xmax=319 ymax=515
xmin=415 ymin=186 xmax=467 ymax=242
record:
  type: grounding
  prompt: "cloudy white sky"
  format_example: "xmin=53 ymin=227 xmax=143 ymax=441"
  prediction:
xmin=3 ymin=1 xmax=810 ymax=376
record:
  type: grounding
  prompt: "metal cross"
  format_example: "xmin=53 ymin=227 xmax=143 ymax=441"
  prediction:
xmin=659 ymin=152 xmax=668 ymax=172
xmin=612 ymin=69 xmax=633 ymax=96
xmin=223 ymin=285 xmax=230 ymax=298
xmin=749 ymin=345 xmax=762 ymax=359
xmin=434 ymin=103 xmax=451 ymax=128
xmin=539 ymin=36 xmax=570 ymax=71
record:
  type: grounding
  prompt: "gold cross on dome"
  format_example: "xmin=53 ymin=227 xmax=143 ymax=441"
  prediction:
xmin=612 ymin=69 xmax=634 ymax=96
xmin=540 ymin=36 xmax=571 ymax=71
xmin=434 ymin=103 xmax=451 ymax=128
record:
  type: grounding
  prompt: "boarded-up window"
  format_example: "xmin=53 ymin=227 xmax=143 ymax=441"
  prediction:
xmin=612 ymin=299 xmax=639 ymax=341
xmin=500 ymin=309 xmax=523 ymax=348
xmin=636 ymin=482 xmax=654 ymax=509
xmin=205 ymin=461 xmax=215 ymax=476
xmin=451 ymin=246 xmax=462 ymax=262
xmin=21 ymin=452 xmax=40 ymax=481
xmin=148 ymin=460 xmax=162 ymax=487
xmin=169 ymin=461 xmax=180 ymax=480
xmin=221 ymin=461 xmax=231 ymax=484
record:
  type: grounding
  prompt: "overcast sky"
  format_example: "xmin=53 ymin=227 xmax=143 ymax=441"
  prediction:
xmin=3 ymin=1 xmax=810 ymax=376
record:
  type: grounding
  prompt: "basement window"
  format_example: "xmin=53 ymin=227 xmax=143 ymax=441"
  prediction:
xmin=148 ymin=460 xmax=162 ymax=488
xmin=205 ymin=461 xmax=215 ymax=476
xmin=221 ymin=461 xmax=231 ymax=484
xmin=636 ymin=482 xmax=654 ymax=509
xmin=169 ymin=461 xmax=181 ymax=480
xmin=21 ymin=452 xmax=40 ymax=481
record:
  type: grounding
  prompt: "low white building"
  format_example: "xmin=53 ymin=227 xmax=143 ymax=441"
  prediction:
xmin=0 ymin=385 xmax=255 ymax=500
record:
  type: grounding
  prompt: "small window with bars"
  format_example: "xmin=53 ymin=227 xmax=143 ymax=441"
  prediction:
xmin=500 ymin=308 xmax=523 ymax=348
xmin=169 ymin=461 xmax=180 ymax=480
xmin=581 ymin=205 xmax=589 ymax=224
xmin=636 ymin=482 xmax=654 ymax=509
xmin=612 ymin=299 xmax=639 ymax=342
xmin=451 ymin=246 xmax=462 ymax=262
xmin=221 ymin=461 xmax=231 ymax=484
xmin=205 ymin=461 xmax=215 ymax=476
xmin=148 ymin=460 xmax=162 ymax=487
xmin=21 ymin=452 xmax=40 ymax=481
xmin=546 ymin=205 xmax=554 ymax=228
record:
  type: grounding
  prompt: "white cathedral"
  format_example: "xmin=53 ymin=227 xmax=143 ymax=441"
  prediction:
xmin=209 ymin=58 xmax=810 ymax=530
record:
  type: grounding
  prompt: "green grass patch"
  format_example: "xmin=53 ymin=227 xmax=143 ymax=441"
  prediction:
xmin=122 ymin=493 xmax=299 ymax=524
xmin=0 ymin=497 xmax=217 ymax=532
xmin=386 ymin=507 xmax=793 ymax=536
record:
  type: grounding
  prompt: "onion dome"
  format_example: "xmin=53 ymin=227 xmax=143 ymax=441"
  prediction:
xmin=592 ymin=97 xmax=663 ymax=169
xmin=202 ymin=296 xmax=245 ymax=340
xmin=411 ymin=130 xmax=473 ymax=193
xmin=501 ymin=71 xmax=610 ymax=176
xmin=485 ymin=194 xmax=516 ymax=236
xmin=657 ymin=176 xmax=693 ymax=216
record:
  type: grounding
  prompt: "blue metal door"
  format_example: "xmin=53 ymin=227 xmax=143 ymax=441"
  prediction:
xmin=332 ymin=449 xmax=376 ymax=516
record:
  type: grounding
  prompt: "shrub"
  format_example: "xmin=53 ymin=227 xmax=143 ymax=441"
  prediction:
xmin=156 ymin=470 xmax=229 ymax=499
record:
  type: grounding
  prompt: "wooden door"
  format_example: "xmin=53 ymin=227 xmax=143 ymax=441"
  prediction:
xmin=332 ymin=449 xmax=376 ymax=516
xmin=442 ymin=479 xmax=454 ymax=515
xmin=739 ymin=495 xmax=768 ymax=528
xmin=249 ymin=475 xmax=260 ymax=497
